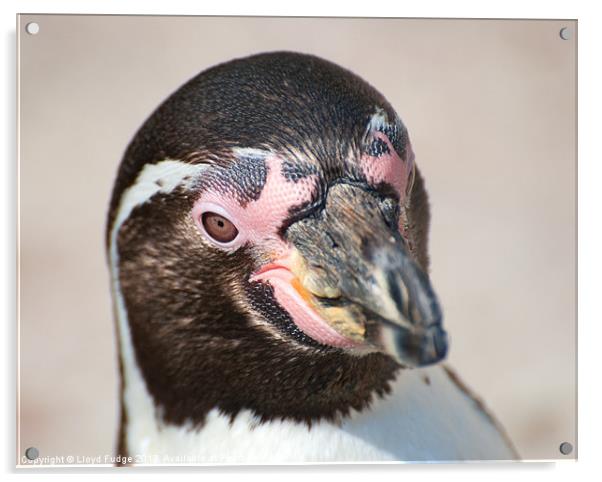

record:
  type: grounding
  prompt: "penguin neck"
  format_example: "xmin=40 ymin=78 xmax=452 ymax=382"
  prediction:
xmin=115 ymin=327 xmax=397 ymax=460
xmin=117 ymin=342 xmax=518 ymax=463
xmin=116 ymin=307 xmax=401 ymax=428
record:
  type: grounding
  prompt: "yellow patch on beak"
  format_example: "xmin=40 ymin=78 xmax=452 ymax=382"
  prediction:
xmin=290 ymin=277 xmax=314 ymax=305
xmin=317 ymin=306 xmax=366 ymax=342
xmin=288 ymin=249 xmax=367 ymax=343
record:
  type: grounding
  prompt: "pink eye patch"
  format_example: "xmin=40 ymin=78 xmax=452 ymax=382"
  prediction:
xmin=192 ymin=153 xmax=320 ymax=255
xmin=359 ymin=128 xmax=415 ymax=203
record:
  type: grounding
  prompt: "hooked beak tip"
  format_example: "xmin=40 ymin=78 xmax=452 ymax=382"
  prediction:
xmin=393 ymin=324 xmax=449 ymax=367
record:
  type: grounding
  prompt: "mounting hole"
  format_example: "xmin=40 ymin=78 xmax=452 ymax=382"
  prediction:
xmin=559 ymin=27 xmax=571 ymax=40
xmin=25 ymin=447 xmax=39 ymax=460
xmin=559 ymin=441 xmax=573 ymax=455
xmin=25 ymin=22 xmax=40 ymax=35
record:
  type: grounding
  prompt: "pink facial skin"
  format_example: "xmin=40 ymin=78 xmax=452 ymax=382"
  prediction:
xmin=359 ymin=131 xmax=414 ymax=203
xmin=192 ymin=155 xmax=358 ymax=348
xmin=192 ymin=155 xmax=316 ymax=256
xmin=192 ymin=132 xmax=414 ymax=349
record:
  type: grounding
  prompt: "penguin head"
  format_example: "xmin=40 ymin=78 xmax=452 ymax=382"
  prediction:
xmin=108 ymin=52 xmax=447 ymax=425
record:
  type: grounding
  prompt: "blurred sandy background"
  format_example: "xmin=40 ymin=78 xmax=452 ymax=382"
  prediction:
xmin=17 ymin=16 xmax=576 ymax=462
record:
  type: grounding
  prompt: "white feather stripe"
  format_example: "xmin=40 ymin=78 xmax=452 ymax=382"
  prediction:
xmin=109 ymin=159 xmax=210 ymax=460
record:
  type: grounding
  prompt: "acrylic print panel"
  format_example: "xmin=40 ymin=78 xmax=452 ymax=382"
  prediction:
xmin=17 ymin=15 xmax=577 ymax=465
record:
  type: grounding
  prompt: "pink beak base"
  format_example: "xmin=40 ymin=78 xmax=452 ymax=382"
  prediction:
xmin=250 ymin=260 xmax=359 ymax=349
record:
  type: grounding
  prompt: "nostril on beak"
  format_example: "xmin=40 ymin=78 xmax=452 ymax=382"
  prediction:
xmin=386 ymin=270 xmax=410 ymax=322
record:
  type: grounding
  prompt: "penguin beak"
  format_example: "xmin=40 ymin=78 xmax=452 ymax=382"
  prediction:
xmin=284 ymin=183 xmax=448 ymax=368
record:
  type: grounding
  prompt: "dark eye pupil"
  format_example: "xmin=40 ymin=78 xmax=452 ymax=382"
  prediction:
xmin=201 ymin=212 xmax=239 ymax=243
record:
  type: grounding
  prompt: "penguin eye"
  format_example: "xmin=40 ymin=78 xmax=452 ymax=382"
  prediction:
xmin=201 ymin=212 xmax=239 ymax=244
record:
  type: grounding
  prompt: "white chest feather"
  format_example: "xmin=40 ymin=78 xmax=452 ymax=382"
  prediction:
xmin=122 ymin=361 xmax=515 ymax=464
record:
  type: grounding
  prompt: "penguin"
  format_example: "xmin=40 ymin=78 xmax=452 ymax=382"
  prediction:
xmin=106 ymin=51 xmax=518 ymax=464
